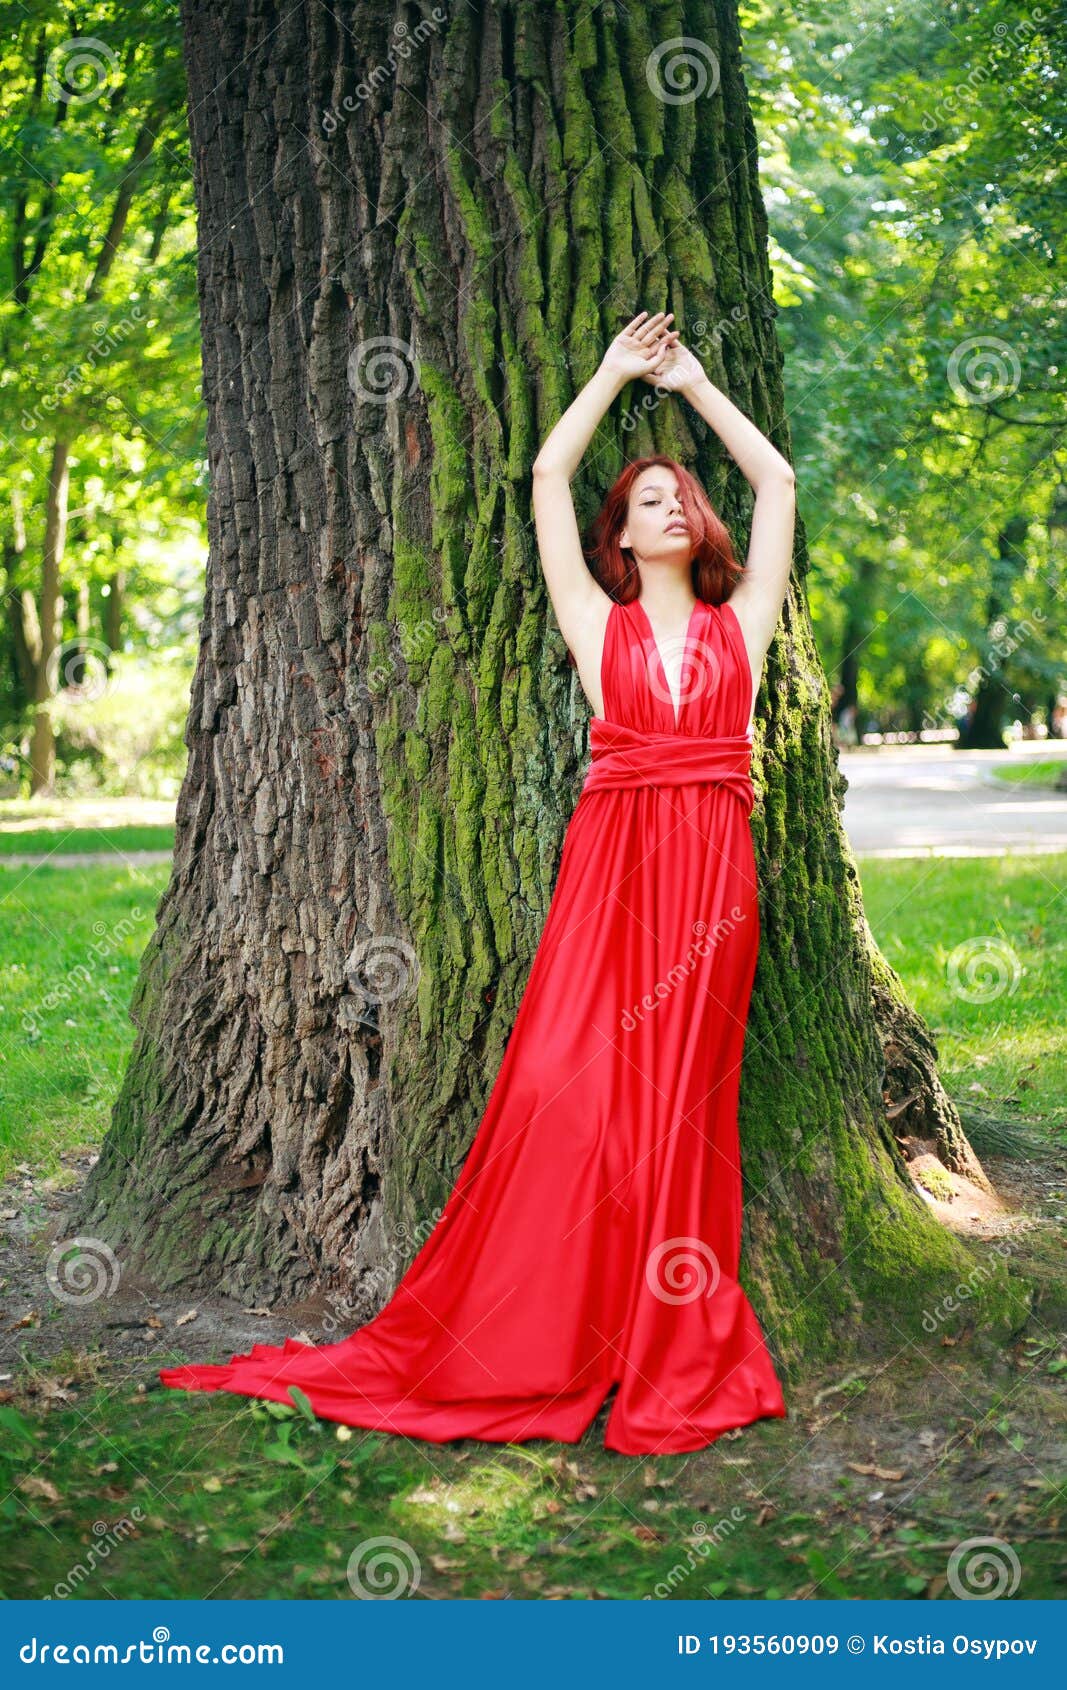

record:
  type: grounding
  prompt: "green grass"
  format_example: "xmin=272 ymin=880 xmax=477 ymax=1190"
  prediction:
xmin=857 ymin=852 xmax=1067 ymax=1133
xmin=988 ymin=761 xmax=1066 ymax=789
xmin=2 ymin=1344 xmax=1063 ymax=1600
xmin=0 ymin=826 xmax=175 ymax=857
xmin=0 ymin=859 xmax=169 ymax=1177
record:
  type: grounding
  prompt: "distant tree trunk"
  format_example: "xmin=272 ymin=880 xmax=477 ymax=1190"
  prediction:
xmin=3 ymin=488 xmax=36 ymax=710
xmin=28 ymin=436 xmax=70 ymax=794
xmin=78 ymin=0 xmax=1018 ymax=1358
xmin=960 ymin=516 xmax=1029 ymax=751
xmin=104 ymin=568 xmax=125 ymax=653
xmin=837 ymin=553 xmax=875 ymax=717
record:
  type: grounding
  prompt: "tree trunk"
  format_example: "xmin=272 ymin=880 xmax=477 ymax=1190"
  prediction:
xmin=959 ymin=516 xmax=1029 ymax=750
xmin=3 ymin=488 xmax=36 ymax=710
xmin=104 ymin=567 xmax=125 ymax=653
xmin=76 ymin=0 xmax=1020 ymax=1359
xmin=28 ymin=435 xmax=70 ymax=794
xmin=837 ymin=553 xmax=875 ymax=717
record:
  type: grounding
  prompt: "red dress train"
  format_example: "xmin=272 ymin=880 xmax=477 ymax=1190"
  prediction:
xmin=159 ymin=596 xmax=787 ymax=1454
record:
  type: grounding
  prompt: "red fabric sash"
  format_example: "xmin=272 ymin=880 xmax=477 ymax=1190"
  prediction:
xmin=581 ymin=720 xmax=756 ymax=814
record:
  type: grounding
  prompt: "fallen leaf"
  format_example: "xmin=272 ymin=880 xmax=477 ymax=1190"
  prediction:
xmin=17 ymin=1474 xmax=60 ymax=1503
xmin=175 ymin=1310 xmax=198 ymax=1327
xmin=38 ymin=1379 xmax=75 ymax=1404
xmin=847 ymin=1461 xmax=906 ymax=1482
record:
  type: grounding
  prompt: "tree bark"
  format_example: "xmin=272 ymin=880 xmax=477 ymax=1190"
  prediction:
xmin=77 ymin=0 xmax=1019 ymax=1358
xmin=837 ymin=552 xmax=875 ymax=718
xmin=958 ymin=515 xmax=1029 ymax=750
xmin=28 ymin=435 xmax=70 ymax=794
xmin=104 ymin=567 xmax=125 ymax=653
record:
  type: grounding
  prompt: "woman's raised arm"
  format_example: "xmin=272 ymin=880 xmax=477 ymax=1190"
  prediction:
xmin=649 ymin=334 xmax=796 ymax=668
xmin=531 ymin=312 xmax=675 ymax=679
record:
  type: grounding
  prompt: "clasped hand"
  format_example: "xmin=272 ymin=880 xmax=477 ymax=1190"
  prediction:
xmin=599 ymin=310 xmax=706 ymax=393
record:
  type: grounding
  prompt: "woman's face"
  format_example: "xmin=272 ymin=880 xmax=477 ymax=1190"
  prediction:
xmin=619 ymin=468 xmax=692 ymax=564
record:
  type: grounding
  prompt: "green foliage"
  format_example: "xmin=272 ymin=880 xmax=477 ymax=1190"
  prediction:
xmin=46 ymin=649 xmax=194 ymax=796
xmin=742 ymin=0 xmax=1066 ymax=732
xmin=0 ymin=1 xmax=204 ymax=766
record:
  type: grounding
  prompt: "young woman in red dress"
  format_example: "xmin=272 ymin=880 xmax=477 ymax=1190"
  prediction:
xmin=161 ymin=309 xmax=796 ymax=1455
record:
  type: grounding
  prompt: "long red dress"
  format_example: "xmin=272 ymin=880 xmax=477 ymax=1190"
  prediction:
xmin=159 ymin=595 xmax=787 ymax=1454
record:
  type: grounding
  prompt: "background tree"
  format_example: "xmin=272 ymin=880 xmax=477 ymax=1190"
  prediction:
xmin=745 ymin=0 xmax=1065 ymax=741
xmin=76 ymin=0 xmax=1022 ymax=1361
xmin=0 ymin=0 xmax=201 ymax=790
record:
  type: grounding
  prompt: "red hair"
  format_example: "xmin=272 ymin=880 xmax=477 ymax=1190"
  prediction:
xmin=583 ymin=455 xmax=742 ymax=605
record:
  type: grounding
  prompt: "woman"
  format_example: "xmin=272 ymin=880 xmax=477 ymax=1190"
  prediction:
xmin=160 ymin=310 xmax=795 ymax=1455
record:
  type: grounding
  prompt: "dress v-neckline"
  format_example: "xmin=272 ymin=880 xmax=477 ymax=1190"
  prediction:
xmin=632 ymin=597 xmax=700 ymax=729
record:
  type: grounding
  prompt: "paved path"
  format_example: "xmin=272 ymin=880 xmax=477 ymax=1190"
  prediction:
xmin=839 ymin=744 xmax=1067 ymax=857
xmin=0 ymin=849 xmax=172 ymax=870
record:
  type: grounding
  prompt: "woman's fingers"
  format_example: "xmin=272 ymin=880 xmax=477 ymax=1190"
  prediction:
xmin=634 ymin=310 xmax=673 ymax=344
